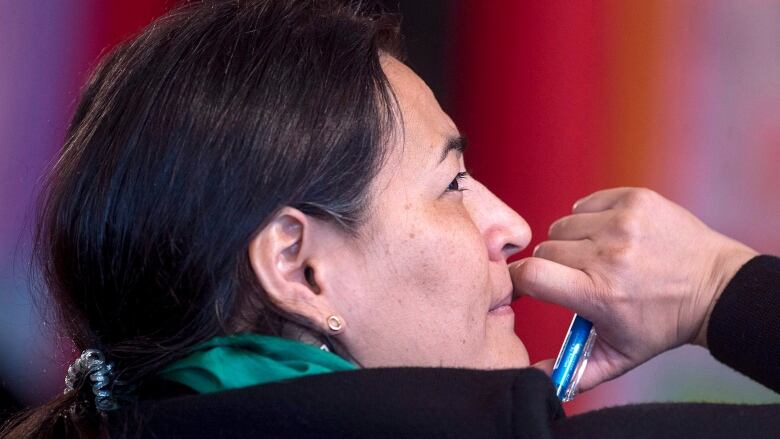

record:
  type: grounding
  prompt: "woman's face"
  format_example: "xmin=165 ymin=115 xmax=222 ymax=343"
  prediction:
xmin=326 ymin=57 xmax=533 ymax=369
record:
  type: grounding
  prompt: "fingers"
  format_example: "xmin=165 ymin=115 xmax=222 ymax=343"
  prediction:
xmin=572 ymin=187 xmax=633 ymax=213
xmin=532 ymin=359 xmax=555 ymax=376
xmin=548 ymin=211 xmax=611 ymax=241
xmin=574 ymin=338 xmax=628 ymax=392
xmin=533 ymin=239 xmax=594 ymax=270
xmin=509 ymin=257 xmax=593 ymax=313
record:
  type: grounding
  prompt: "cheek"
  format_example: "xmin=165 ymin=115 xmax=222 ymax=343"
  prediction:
xmin=382 ymin=203 xmax=490 ymax=319
xmin=423 ymin=222 xmax=484 ymax=291
xmin=335 ymin=199 xmax=496 ymax=367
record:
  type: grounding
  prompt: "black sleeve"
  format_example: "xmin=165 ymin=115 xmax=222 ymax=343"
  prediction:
xmin=549 ymin=255 xmax=780 ymax=438
xmin=552 ymin=402 xmax=780 ymax=439
xmin=707 ymin=254 xmax=780 ymax=392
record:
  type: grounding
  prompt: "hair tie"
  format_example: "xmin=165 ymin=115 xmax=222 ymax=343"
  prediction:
xmin=64 ymin=349 xmax=118 ymax=412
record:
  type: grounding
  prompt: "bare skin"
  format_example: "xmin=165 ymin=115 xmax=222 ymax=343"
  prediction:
xmin=511 ymin=187 xmax=758 ymax=390
xmin=249 ymin=56 xmax=534 ymax=370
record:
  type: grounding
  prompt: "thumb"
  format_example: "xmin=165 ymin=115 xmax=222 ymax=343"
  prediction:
xmin=532 ymin=358 xmax=555 ymax=376
xmin=509 ymin=257 xmax=594 ymax=315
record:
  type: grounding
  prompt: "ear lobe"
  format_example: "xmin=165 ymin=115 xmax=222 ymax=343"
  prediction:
xmin=247 ymin=207 xmax=332 ymax=330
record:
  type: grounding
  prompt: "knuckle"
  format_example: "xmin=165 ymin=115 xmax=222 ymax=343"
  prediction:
xmin=612 ymin=211 xmax=639 ymax=237
xmin=624 ymin=187 xmax=654 ymax=208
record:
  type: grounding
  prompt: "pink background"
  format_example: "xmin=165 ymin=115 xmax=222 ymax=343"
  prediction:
xmin=1 ymin=0 xmax=778 ymax=413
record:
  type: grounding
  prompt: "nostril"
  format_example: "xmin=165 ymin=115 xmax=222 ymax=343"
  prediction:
xmin=502 ymin=243 xmax=520 ymax=258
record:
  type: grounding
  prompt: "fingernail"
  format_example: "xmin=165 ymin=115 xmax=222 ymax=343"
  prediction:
xmin=509 ymin=259 xmax=525 ymax=270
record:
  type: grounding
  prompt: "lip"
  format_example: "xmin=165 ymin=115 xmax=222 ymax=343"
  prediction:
xmin=488 ymin=291 xmax=513 ymax=313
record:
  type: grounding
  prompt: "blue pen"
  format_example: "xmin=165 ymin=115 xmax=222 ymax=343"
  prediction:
xmin=550 ymin=314 xmax=597 ymax=402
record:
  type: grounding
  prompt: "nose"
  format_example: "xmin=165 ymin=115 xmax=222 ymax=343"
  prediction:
xmin=465 ymin=180 xmax=532 ymax=262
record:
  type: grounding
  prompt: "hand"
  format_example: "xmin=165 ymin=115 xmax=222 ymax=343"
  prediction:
xmin=510 ymin=188 xmax=757 ymax=391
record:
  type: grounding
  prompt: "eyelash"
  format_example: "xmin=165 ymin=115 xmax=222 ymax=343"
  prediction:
xmin=446 ymin=171 xmax=469 ymax=192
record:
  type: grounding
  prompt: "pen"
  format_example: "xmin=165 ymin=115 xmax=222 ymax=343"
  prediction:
xmin=550 ymin=314 xmax=597 ymax=402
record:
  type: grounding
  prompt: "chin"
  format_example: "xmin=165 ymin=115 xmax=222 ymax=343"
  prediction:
xmin=481 ymin=332 xmax=530 ymax=369
xmin=513 ymin=341 xmax=531 ymax=367
xmin=505 ymin=335 xmax=530 ymax=367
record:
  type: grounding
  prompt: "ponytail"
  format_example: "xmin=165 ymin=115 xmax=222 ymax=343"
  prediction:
xmin=1 ymin=391 xmax=107 ymax=438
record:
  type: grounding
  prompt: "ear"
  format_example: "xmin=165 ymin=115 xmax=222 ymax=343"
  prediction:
xmin=248 ymin=207 xmax=342 ymax=334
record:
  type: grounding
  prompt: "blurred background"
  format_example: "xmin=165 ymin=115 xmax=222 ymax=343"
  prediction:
xmin=1 ymin=0 xmax=779 ymax=422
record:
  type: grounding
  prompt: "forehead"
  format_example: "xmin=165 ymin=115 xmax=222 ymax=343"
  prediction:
xmin=380 ymin=56 xmax=459 ymax=166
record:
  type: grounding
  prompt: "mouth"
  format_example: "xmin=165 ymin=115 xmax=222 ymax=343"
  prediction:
xmin=488 ymin=291 xmax=513 ymax=314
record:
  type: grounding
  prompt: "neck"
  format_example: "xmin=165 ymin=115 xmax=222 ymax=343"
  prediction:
xmin=281 ymin=321 xmax=327 ymax=349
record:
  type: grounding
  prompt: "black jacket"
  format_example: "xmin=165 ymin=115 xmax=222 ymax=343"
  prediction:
xmin=113 ymin=255 xmax=780 ymax=438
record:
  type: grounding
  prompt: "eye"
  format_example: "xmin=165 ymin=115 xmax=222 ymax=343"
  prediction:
xmin=446 ymin=171 xmax=469 ymax=192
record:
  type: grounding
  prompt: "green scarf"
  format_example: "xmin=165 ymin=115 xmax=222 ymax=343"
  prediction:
xmin=159 ymin=333 xmax=358 ymax=394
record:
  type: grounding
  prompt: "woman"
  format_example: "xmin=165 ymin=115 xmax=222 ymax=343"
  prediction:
xmin=2 ymin=0 xmax=777 ymax=437
xmin=6 ymin=0 xmax=534 ymax=435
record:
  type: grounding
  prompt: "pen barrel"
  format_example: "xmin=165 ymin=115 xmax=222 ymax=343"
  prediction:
xmin=550 ymin=314 xmax=597 ymax=402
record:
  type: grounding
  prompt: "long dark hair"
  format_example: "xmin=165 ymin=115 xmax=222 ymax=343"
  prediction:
xmin=2 ymin=0 xmax=403 ymax=436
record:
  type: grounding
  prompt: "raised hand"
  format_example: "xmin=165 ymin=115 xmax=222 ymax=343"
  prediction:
xmin=511 ymin=188 xmax=757 ymax=391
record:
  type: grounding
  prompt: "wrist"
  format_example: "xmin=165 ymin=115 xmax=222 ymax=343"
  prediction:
xmin=692 ymin=239 xmax=758 ymax=348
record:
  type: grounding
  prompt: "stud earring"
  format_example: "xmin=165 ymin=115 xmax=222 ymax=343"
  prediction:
xmin=327 ymin=315 xmax=344 ymax=333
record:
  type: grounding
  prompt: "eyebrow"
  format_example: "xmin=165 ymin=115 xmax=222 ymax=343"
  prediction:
xmin=437 ymin=134 xmax=468 ymax=164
